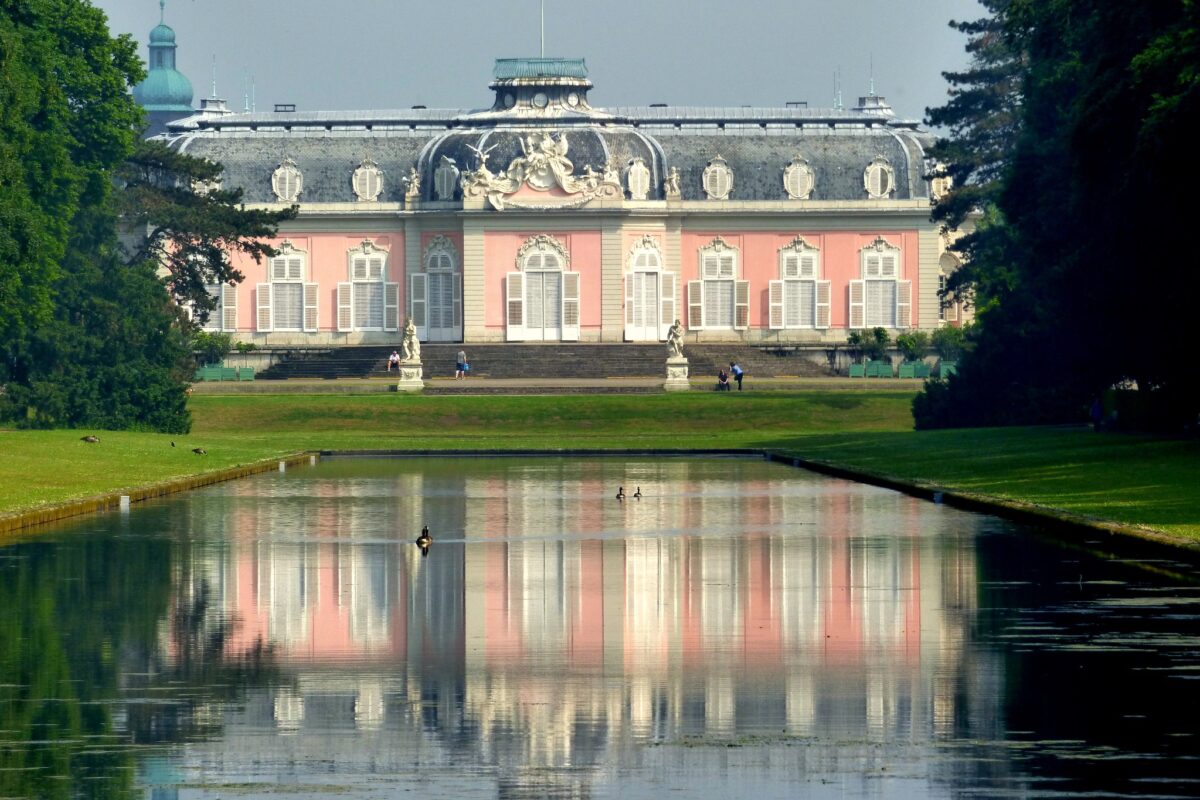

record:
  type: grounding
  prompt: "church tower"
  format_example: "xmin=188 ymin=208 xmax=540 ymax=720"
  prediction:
xmin=132 ymin=0 xmax=194 ymax=136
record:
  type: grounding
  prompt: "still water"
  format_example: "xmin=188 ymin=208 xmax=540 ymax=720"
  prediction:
xmin=1 ymin=457 xmax=1198 ymax=799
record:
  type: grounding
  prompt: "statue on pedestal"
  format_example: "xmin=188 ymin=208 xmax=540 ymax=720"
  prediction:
xmin=402 ymin=317 xmax=421 ymax=361
xmin=667 ymin=319 xmax=684 ymax=359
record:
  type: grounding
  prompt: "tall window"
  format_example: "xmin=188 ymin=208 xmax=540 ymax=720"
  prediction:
xmin=625 ymin=235 xmax=674 ymax=341
xmin=412 ymin=236 xmax=462 ymax=341
xmin=257 ymin=241 xmax=317 ymax=333
xmin=688 ymin=237 xmax=748 ymax=330
xmin=337 ymin=241 xmax=398 ymax=333
xmin=505 ymin=235 xmax=579 ymax=341
xmin=769 ymin=237 xmax=829 ymax=330
xmin=849 ymin=237 xmax=911 ymax=329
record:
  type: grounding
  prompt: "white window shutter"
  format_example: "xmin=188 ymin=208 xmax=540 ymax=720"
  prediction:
xmin=800 ymin=253 xmax=817 ymax=280
xmin=561 ymin=271 xmax=581 ymax=341
xmin=849 ymin=280 xmax=865 ymax=329
xmin=720 ymin=254 xmax=735 ymax=279
xmin=302 ymin=283 xmax=319 ymax=332
xmin=288 ymin=257 xmax=302 ymax=281
xmin=221 ymin=284 xmax=238 ymax=331
xmin=865 ymin=254 xmax=881 ymax=279
xmin=624 ymin=272 xmax=636 ymax=340
xmin=659 ymin=272 xmax=676 ymax=340
xmin=782 ymin=254 xmax=799 ymax=279
xmin=452 ymin=273 xmax=463 ymax=329
xmin=815 ymin=280 xmax=831 ymax=329
xmin=505 ymin=272 xmax=525 ymax=341
xmin=734 ymin=280 xmax=750 ymax=330
xmin=687 ymin=280 xmax=703 ymax=330
xmin=897 ymin=280 xmax=912 ymax=329
xmin=336 ymin=282 xmax=353 ymax=332
xmin=256 ymin=283 xmax=273 ymax=332
xmin=384 ymin=282 xmax=400 ymax=331
xmin=881 ymin=254 xmax=897 ymax=278
xmin=769 ymin=280 xmax=784 ymax=329
xmin=369 ymin=256 xmax=384 ymax=280
xmin=410 ymin=273 xmax=427 ymax=338
xmin=946 ymin=298 xmax=959 ymax=323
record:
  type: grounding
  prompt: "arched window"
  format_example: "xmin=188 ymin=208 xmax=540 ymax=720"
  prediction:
xmin=624 ymin=235 xmax=675 ymax=341
xmin=336 ymin=241 xmax=397 ymax=333
xmin=257 ymin=241 xmax=317 ymax=333
xmin=849 ymin=237 xmax=911 ymax=329
xmin=627 ymin=157 xmax=651 ymax=201
xmin=688 ymin=237 xmax=748 ymax=330
xmin=505 ymin=235 xmax=579 ymax=341
xmin=939 ymin=252 xmax=963 ymax=324
xmin=769 ymin=237 xmax=829 ymax=330
xmin=411 ymin=236 xmax=462 ymax=341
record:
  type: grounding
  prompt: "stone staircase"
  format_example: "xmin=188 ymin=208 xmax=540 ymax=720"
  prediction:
xmin=256 ymin=343 xmax=832 ymax=381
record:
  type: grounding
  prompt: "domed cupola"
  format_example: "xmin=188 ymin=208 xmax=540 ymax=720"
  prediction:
xmin=489 ymin=58 xmax=596 ymax=116
xmin=133 ymin=0 xmax=193 ymax=114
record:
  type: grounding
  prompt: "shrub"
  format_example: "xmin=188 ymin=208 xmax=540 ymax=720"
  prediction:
xmin=192 ymin=331 xmax=233 ymax=366
xmin=931 ymin=325 xmax=968 ymax=362
xmin=895 ymin=331 xmax=930 ymax=363
xmin=235 ymin=341 xmax=258 ymax=354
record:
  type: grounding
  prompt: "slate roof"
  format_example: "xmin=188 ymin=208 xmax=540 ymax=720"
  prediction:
xmin=168 ymin=93 xmax=931 ymax=203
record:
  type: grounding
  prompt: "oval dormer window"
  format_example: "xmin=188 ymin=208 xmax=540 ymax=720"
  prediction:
xmin=627 ymin=158 xmax=651 ymax=201
xmin=864 ymin=156 xmax=895 ymax=199
xmin=272 ymin=156 xmax=303 ymax=203
xmin=703 ymin=156 xmax=733 ymax=201
xmin=352 ymin=158 xmax=383 ymax=202
xmin=784 ymin=155 xmax=815 ymax=200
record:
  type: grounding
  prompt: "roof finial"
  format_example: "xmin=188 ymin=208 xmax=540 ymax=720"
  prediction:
xmin=160 ymin=0 xmax=166 ymax=24
xmin=211 ymin=55 xmax=217 ymax=98
xmin=834 ymin=67 xmax=843 ymax=111
xmin=869 ymin=54 xmax=876 ymax=96
xmin=539 ymin=0 xmax=545 ymax=58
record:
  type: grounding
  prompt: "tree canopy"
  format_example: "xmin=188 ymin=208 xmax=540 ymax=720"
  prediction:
xmin=916 ymin=0 xmax=1200 ymax=429
xmin=0 ymin=0 xmax=292 ymax=432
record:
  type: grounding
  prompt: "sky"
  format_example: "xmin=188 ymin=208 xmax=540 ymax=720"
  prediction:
xmin=95 ymin=0 xmax=984 ymax=120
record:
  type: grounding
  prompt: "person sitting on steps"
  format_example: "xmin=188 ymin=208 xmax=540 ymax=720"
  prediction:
xmin=716 ymin=368 xmax=730 ymax=391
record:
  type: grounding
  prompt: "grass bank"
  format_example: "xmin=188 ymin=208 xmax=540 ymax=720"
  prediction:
xmin=2 ymin=391 xmax=1198 ymax=543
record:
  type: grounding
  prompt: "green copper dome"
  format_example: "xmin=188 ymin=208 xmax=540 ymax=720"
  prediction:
xmin=134 ymin=66 xmax=193 ymax=111
xmin=134 ymin=19 xmax=193 ymax=112
xmin=149 ymin=23 xmax=176 ymax=44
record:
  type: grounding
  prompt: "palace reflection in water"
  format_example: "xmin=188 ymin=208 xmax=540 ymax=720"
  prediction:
xmin=160 ymin=457 xmax=998 ymax=798
xmin=4 ymin=457 xmax=1196 ymax=800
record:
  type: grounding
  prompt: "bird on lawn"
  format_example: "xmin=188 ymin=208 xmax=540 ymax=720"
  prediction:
xmin=171 ymin=441 xmax=176 ymax=447
xmin=616 ymin=486 xmax=626 ymax=500
xmin=192 ymin=447 xmax=206 ymax=455
xmin=80 ymin=435 xmax=99 ymax=443
xmin=415 ymin=525 xmax=432 ymax=556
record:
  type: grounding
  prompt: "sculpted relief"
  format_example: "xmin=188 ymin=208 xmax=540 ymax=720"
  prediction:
xmin=460 ymin=131 xmax=622 ymax=211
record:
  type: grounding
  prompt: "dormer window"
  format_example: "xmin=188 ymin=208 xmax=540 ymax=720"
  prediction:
xmin=863 ymin=156 xmax=895 ymax=199
xmin=703 ymin=156 xmax=733 ymax=200
xmin=434 ymin=157 xmax=460 ymax=201
xmin=352 ymin=158 xmax=384 ymax=202
xmin=626 ymin=157 xmax=651 ymax=201
xmin=784 ymin=155 xmax=815 ymax=200
xmin=272 ymin=157 xmax=303 ymax=203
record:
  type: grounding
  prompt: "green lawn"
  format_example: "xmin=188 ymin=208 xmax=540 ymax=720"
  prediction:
xmin=2 ymin=391 xmax=1198 ymax=542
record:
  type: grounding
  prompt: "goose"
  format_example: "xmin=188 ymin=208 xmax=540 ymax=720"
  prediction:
xmin=616 ymin=487 xmax=626 ymax=500
xmin=192 ymin=447 xmax=206 ymax=455
xmin=80 ymin=435 xmax=99 ymax=443
xmin=415 ymin=525 xmax=432 ymax=548
xmin=633 ymin=487 xmax=642 ymax=499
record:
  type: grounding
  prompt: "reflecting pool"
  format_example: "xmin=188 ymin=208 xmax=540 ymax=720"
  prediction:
xmin=1 ymin=457 xmax=1198 ymax=799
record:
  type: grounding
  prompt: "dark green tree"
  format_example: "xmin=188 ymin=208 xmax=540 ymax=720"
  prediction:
xmin=118 ymin=140 xmax=296 ymax=326
xmin=916 ymin=0 xmax=1200 ymax=429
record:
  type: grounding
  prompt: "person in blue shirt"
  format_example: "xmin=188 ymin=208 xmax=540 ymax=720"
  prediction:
xmin=729 ymin=362 xmax=744 ymax=391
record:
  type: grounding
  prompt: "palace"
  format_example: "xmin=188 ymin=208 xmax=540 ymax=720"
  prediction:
xmin=140 ymin=14 xmax=963 ymax=352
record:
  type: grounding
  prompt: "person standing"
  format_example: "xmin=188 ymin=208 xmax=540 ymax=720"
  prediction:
xmin=730 ymin=362 xmax=744 ymax=391
xmin=456 ymin=349 xmax=468 ymax=379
